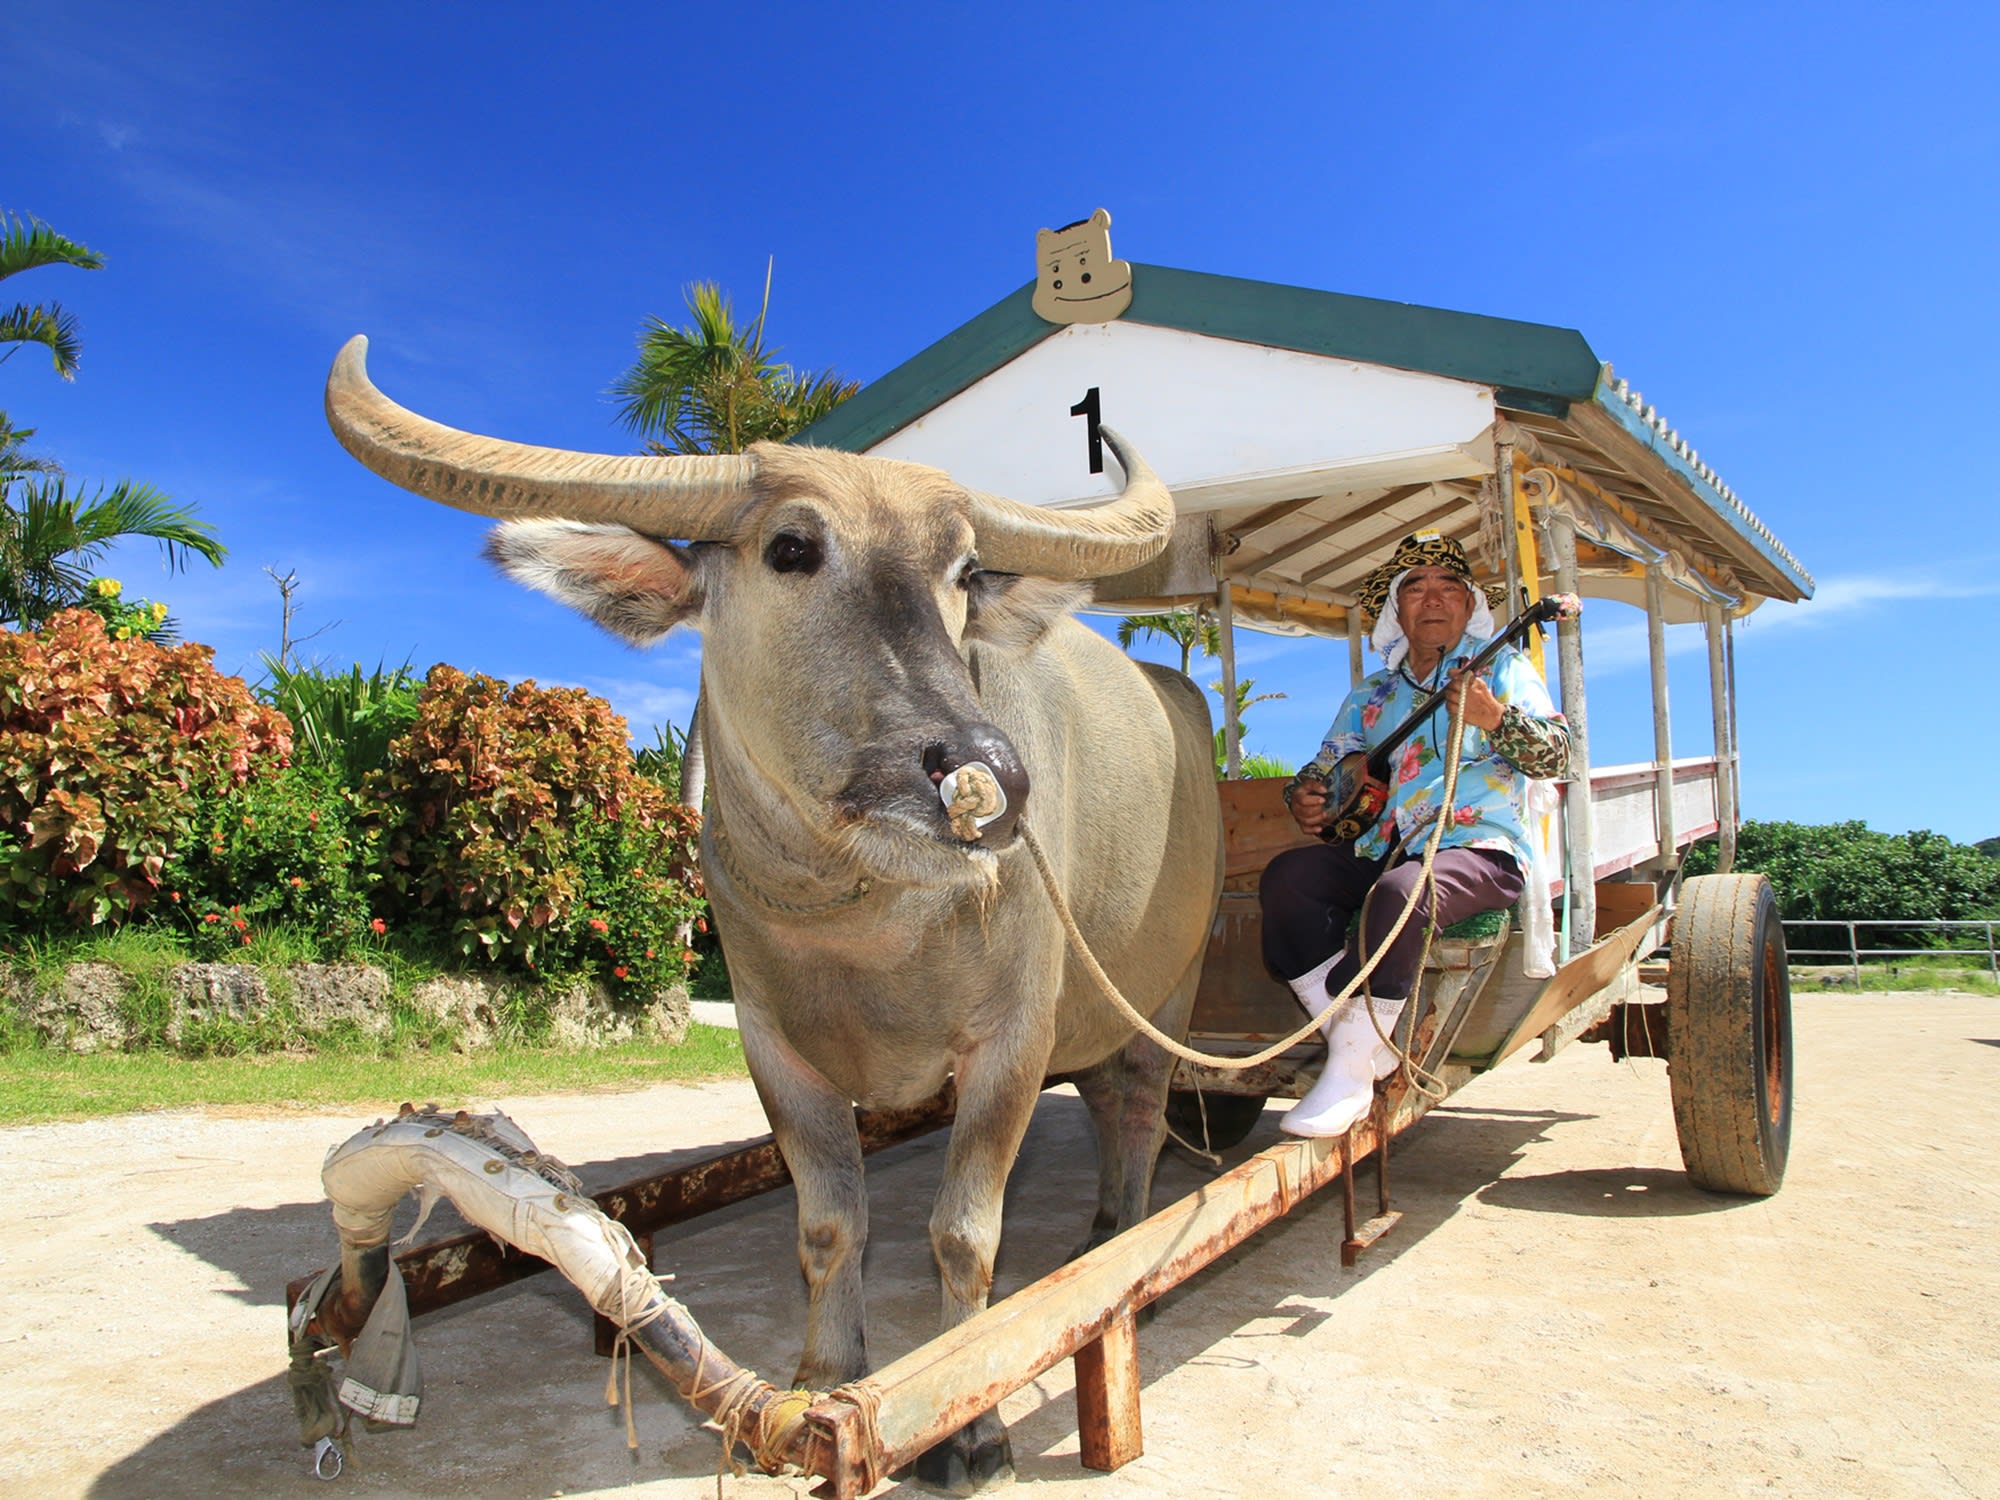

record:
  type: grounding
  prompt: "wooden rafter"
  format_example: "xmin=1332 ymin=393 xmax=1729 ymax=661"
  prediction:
xmin=1298 ymin=496 xmax=1473 ymax=587
xmin=1218 ymin=496 xmax=1322 ymax=551
xmin=1224 ymin=483 xmax=1433 ymax=578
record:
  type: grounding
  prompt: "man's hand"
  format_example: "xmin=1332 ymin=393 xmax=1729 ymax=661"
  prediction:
xmin=1444 ymin=666 xmax=1504 ymax=732
xmin=1286 ymin=773 xmax=1330 ymax=835
xmin=1289 ymin=753 xmax=1374 ymax=836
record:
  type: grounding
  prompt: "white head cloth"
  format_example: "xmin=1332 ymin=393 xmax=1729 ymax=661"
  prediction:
xmin=1369 ymin=568 xmax=1496 ymax=670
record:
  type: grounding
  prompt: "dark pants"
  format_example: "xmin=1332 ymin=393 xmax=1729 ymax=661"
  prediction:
xmin=1259 ymin=840 xmax=1524 ymax=1002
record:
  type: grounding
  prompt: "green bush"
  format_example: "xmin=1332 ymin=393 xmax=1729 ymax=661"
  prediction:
xmin=258 ymin=655 xmax=423 ymax=787
xmin=0 ymin=609 xmax=292 ymax=926
xmin=367 ymin=666 xmax=704 ymax=980
xmin=161 ymin=765 xmax=377 ymax=958
xmin=631 ymin=722 xmax=686 ymax=800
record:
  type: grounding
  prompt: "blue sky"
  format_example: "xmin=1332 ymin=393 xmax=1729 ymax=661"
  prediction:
xmin=4 ymin=3 xmax=1996 ymax=841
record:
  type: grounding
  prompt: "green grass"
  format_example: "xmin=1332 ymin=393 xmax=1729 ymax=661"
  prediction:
xmin=0 ymin=1024 xmax=747 ymax=1125
xmin=1791 ymin=961 xmax=1999 ymax=994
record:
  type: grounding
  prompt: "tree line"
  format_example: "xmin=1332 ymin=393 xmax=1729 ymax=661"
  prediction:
xmin=1685 ymin=821 xmax=2000 ymax=948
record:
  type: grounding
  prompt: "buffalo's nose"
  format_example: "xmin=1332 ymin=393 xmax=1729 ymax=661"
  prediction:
xmin=924 ymin=725 xmax=1029 ymax=842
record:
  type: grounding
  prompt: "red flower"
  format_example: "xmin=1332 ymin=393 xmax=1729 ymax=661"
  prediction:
xmin=613 ymin=966 xmax=628 ymax=979
xmin=203 ymin=913 xmax=220 ymax=924
xmin=1398 ymin=744 xmax=1424 ymax=784
xmin=587 ymin=917 xmax=609 ymax=933
xmin=644 ymin=948 xmax=655 ymax=959
xmin=370 ymin=917 xmax=387 ymax=935
xmin=232 ymin=917 xmax=248 ymax=931
xmin=169 ymin=891 xmax=181 ymax=903
xmin=680 ymin=949 xmax=698 ymax=964
xmin=289 ymin=876 xmax=305 ymax=888
xmin=1454 ymin=805 xmax=1478 ymax=826
xmin=695 ymin=917 xmax=708 ymax=934
xmin=1361 ymin=702 xmax=1382 ymax=729
xmin=241 ymin=935 xmax=252 ymax=947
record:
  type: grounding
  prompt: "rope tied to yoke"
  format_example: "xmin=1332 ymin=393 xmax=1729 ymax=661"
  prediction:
xmin=1016 ymin=678 xmax=1478 ymax=1099
xmin=599 ymin=1255 xmax=824 ymax=1480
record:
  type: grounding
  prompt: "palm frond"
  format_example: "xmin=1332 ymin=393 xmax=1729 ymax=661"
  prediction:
xmin=0 ymin=412 xmax=61 ymax=480
xmin=0 ymin=478 xmax=226 ymax=627
xmin=0 ymin=302 xmax=84 ymax=379
xmin=610 ymin=275 xmax=851 ymax=454
xmin=0 ymin=213 xmax=104 ymax=281
xmin=68 ymin=481 xmax=228 ymax=571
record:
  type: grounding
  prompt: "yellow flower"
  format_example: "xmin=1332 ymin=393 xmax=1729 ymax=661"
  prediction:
xmin=94 ymin=578 xmax=123 ymax=598
xmin=150 ymin=602 xmax=168 ymax=620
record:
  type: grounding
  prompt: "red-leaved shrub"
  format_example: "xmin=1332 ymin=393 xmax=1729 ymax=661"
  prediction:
xmin=0 ymin=610 xmax=293 ymax=925
xmin=368 ymin=665 xmax=702 ymax=981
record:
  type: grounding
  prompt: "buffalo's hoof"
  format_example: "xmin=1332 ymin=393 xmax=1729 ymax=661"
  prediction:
xmin=908 ymin=1413 xmax=1014 ymax=1495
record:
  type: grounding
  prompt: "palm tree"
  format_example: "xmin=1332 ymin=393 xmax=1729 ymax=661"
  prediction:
xmin=610 ymin=268 xmax=858 ymax=456
xmin=1116 ymin=606 xmax=1219 ymax=676
xmin=0 ymin=421 xmax=226 ymax=629
xmin=611 ymin=268 xmax=857 ymax=813
xmin=1211 ymin=676 xmax=1287 ymax=777
xmin=0 ymin=212 xmax=104 ymax=380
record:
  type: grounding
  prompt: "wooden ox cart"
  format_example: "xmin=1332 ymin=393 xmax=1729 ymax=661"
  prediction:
xmin=290 ymin=258 xmax=1810 ymax=1491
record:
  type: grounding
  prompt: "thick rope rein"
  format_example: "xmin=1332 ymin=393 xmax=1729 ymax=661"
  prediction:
xmin=1017 ymin=680 xmax=1476 ymax=1079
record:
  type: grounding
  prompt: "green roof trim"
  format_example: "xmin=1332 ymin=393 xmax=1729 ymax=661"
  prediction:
xmin=1122 ymin=265 xmax=1602 ymax=399
xmin=795 ymin=264 xmax=1603 ymax=453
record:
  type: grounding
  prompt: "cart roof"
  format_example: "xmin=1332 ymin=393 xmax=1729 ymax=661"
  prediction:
xmin=798 ymin=265 xmax=1812 ymax=632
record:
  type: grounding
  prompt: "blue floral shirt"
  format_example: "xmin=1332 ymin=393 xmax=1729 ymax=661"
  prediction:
xmin=1300 ymin=635 xmax=1568 ymax=868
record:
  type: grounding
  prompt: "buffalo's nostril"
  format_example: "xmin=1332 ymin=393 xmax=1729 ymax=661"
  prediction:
xmin=922 ymin=742 xmax=950 ymax=785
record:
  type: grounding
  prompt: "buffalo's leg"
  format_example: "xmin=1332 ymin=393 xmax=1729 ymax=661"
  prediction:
xmin=737 ymin=1010 xmax=870 ymax=1390
xmin=1070 ymin=952 xmax=1202 ymax=1258
xmin=910 ymin=1033 xmax=1048 ymax=1494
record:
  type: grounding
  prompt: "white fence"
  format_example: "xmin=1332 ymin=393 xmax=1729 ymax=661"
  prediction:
xmin=1781 ymin=919 xmax=2000 ymax=983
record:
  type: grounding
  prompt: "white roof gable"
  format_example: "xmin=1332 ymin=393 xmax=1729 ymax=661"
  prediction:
xmin=864 ymin=321 xmax=1496 ymax=513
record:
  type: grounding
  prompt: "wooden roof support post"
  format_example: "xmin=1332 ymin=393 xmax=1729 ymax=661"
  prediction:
xmin=1644 ymin=564 xmax=1677 ymax=875
xmin=1705 ymin=600 xmax=1738 ymax=873
xmin=1495 ymin=435 xmax=1521 ymax=624
xmin=1544 ymin=508 xmax=1596 ymax=950
xmin=1216 ymin=577 xmax=1242 ymax=778
xmin=1726 ymin=617 xmax=1742 ymax=863
xmin=1347 ymin=607 xmax=1365 ymax=691
xmin=1510 ymin=467 xmax=1546 ymax=677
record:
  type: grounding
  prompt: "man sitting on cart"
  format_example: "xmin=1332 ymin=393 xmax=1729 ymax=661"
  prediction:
xmin=1264 ymin=531 xmax=1570 ymax=1137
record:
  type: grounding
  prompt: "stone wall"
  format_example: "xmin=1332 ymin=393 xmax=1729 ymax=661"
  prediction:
xmin=2 ymin=962 xmax=691 ymax=1053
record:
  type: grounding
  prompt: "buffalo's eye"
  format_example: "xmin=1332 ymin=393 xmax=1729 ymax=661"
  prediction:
xmin=764 ymin=532 xmax=822 ymax=575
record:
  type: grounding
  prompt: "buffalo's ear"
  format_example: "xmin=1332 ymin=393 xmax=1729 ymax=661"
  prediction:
xmin=483 ymin=520 xmax=702 ymax=645
xmin=962 ymin=572 xmax=1090 ymax=652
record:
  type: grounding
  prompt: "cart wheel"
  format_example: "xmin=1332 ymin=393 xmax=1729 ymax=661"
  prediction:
xmin=1164 ymin=1090 xmax=1268 ymax=1152
xmin=1667 ymin=873 xmax=1792 ymax=1195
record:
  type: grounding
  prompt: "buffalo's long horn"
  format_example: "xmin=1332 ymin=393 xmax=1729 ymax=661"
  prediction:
xmin=325 ymin=335 xmax=755 ymax=536
xmin=965 ymin=426 xmax=1176 ymax=579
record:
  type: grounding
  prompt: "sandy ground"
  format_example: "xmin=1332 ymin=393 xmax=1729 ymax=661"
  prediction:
xmin=1 ymin=993 xmax=1994 ymax=1500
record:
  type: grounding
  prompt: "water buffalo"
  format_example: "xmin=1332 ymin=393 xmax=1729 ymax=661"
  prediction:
xmin=326 ymin=336 xmax=1224 ymax=1491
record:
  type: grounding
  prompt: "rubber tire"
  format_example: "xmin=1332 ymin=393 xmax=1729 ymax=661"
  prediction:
xmin=1164 ymin=1090 xmax=1268 ymax=1152
xmin=1667 ymin=873 xmax=1793 ymax=1195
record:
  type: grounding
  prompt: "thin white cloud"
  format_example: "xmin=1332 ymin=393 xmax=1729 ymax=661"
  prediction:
xmin=1744 ymin=568 xmax=2000 ymax=631
xmin=1573 ymin=563 xmax=2000 ymax=675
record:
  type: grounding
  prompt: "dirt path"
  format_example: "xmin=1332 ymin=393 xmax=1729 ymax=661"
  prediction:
xmin=2 ymin=994 xmax=1994 ymax=1499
